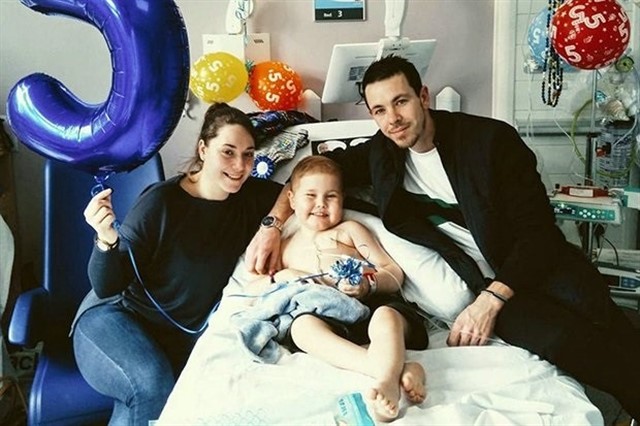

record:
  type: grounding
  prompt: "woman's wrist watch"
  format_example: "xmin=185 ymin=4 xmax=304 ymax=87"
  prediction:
xmin=260 ymin=215 xmax=283 ymax=232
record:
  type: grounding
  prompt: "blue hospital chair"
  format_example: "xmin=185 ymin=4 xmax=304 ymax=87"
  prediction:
xmin=8 ymin=154 xmax=165 ymax=425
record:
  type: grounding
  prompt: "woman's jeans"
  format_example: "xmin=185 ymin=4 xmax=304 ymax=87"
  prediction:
xmin=73 ymin=302 xmax=199 ymax=426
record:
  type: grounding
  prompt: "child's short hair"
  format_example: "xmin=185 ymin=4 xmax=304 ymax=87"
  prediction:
xmin=290 ymin=155 xmax=343 ymax=191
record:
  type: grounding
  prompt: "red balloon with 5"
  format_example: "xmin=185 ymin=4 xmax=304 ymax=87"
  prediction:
xmin=6 ymin=0 xmax=190 ymax=177
xmin=550 ymin=0 xmax=630 ymax=70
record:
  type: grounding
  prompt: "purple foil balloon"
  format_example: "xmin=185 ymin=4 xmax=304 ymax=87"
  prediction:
xmin=6 ymin=0 xmax=190 ymax=176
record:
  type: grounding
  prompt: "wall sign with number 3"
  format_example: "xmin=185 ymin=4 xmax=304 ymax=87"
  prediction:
xmin=6 ymin=0 xmax=190 ymax=177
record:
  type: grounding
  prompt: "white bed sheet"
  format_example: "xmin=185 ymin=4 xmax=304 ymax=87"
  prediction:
xmin=158 ymin=258 xmax=602 ymax=426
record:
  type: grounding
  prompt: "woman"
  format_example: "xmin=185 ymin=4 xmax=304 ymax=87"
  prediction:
xmin=72 ymin=103 xmax=282 ymax=425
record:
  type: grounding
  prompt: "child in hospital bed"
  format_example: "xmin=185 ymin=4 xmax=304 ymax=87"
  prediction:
xmin=254 ymin=155 xmax=429 ymax=422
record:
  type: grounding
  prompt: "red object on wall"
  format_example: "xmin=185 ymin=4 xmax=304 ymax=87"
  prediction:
xmin=248 ymin=61 xmax=303 ymax=111
xmin=551 ymin=0 xmax=630 ymax=70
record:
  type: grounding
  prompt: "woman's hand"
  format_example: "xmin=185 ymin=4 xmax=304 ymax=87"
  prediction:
xmin=245 ymin=227 xmax=282 ymax=275
xmin=83 ymin=188 xmax=118 ymax=248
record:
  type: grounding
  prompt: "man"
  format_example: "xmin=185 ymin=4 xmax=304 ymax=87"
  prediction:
xmin=246 ymin=55 xmax=640 ymax=418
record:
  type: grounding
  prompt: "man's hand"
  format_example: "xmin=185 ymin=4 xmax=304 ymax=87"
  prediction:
xmin=447 ymin=291 xmax=502 ymax=346
xmin=245 ymin=227 xmax=282 ymax=275
xmin=448 ymin=281 xmax=513 ymax=346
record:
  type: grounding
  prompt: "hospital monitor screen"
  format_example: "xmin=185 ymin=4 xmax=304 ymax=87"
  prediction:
xmin=321 ymin=39 xmax=437 ymax=104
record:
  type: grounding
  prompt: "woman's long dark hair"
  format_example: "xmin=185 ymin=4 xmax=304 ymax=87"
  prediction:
xmin=182 ymin=102 xmax=257 ymax=175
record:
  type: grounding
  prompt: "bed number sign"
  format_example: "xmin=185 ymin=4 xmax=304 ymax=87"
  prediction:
xmin=314 ymin=0 xmax=365 ymax=21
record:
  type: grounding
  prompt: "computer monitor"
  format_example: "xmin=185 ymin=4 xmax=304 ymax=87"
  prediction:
xmin=321 ymin=39 xmax=437 ymax=104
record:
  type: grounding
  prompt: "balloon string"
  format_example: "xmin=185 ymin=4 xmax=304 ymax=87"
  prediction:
xmin=126 ymin=240 xmax=215 ymax=335
xmin=91 ymin=172 xmax=120 ymax=228
xmin=235 ymin=0 xmax=251 ymax=45
xmin=90 ymin=172 xmax=115 ymax=197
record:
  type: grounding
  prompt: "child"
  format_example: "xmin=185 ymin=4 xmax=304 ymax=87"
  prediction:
xmin=267 ymin=155 xmax=429 ymax=422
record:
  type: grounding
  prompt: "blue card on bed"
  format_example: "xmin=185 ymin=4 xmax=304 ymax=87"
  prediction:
xmin=334 ymin=393 xmax=374 ymax=426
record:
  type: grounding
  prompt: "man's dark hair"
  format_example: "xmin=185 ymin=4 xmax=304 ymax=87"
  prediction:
xmin=361 ymin=55 xmax=423 ymax=107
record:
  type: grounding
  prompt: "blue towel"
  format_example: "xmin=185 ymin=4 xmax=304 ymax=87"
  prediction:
xmin=230 ymin=281 xmax=370 ymax=363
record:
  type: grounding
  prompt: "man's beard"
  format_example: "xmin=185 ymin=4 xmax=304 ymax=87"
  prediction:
xmin=393 ymin=114 xmax=425 ymax=149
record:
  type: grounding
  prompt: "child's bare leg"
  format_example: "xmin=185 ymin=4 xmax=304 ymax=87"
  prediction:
xmin=290 ymin=310 xmax=425 ymax=422
xmin=290 ymin=314 xmax=369 ymax=373
xmin=364 ymin=306 xmax=407 ymax=422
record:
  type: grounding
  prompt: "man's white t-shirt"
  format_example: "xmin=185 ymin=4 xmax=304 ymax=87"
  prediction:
xmin=403 ymin=147 xmax=495 ymax=279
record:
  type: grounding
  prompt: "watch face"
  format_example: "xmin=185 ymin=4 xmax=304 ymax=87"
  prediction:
xmin=261 ymin=216 xmax=275 ymax=227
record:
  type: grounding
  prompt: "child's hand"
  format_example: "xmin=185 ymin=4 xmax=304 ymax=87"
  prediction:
xmin=337 ymin=277 xmax=369 ymax=300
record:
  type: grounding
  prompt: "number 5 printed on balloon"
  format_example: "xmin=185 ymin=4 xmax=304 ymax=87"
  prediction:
xmin=248 ymin=61 xmax=303 ymax=111
xmin=6 ymin=0 xmax=190 ymax=178
xmin=551 ymin=0 xmax=630 ymax=70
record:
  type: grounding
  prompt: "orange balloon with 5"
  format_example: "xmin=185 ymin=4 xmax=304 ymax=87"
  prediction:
xmin=190 ymin=52 xmax=248 ymax=103
xmin=248 ymin=61 xmax=303 ymax=110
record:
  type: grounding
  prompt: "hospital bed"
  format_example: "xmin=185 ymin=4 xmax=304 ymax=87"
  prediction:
xmin=157 ymin=120 xmax=603 ymax=425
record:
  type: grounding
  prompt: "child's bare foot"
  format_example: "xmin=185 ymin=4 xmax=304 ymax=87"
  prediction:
xmin=401 ymin=362 xmax=426 ymax=404
xmin=365 ymin=379 xmax=400 ymax=422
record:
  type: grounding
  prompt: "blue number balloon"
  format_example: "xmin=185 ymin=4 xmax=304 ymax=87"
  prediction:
xmin=527 ymin=8 xmax=549 ymax=68
xmin=6 ymin=0 xmax=190 ymax=176
xmin=527 ymin=7 xmax=577 ymax=73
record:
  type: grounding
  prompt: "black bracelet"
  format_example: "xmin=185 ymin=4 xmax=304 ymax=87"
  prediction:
xmin=481 ymin=289 xmax=508 ymax=303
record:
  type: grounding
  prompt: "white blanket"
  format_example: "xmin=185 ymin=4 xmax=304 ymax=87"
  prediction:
xmin=158 ymin=255 xmax=602 ymax=426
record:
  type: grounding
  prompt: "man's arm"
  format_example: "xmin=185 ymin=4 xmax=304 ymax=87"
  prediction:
xmin=491 ymin=125 xmax=565 ymax=291
xmin=245 ymin=182 xmax=293 ymax=275
xmin=449 ymin=124 xmax=554 ymax=347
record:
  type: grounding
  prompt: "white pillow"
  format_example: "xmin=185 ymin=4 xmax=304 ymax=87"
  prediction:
xmin=282 ymin=209 xmax=475 ymax=323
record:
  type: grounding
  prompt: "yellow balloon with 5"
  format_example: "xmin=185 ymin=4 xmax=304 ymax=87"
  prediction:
xmin=190 ymin=52 xmax=248 ymax=103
